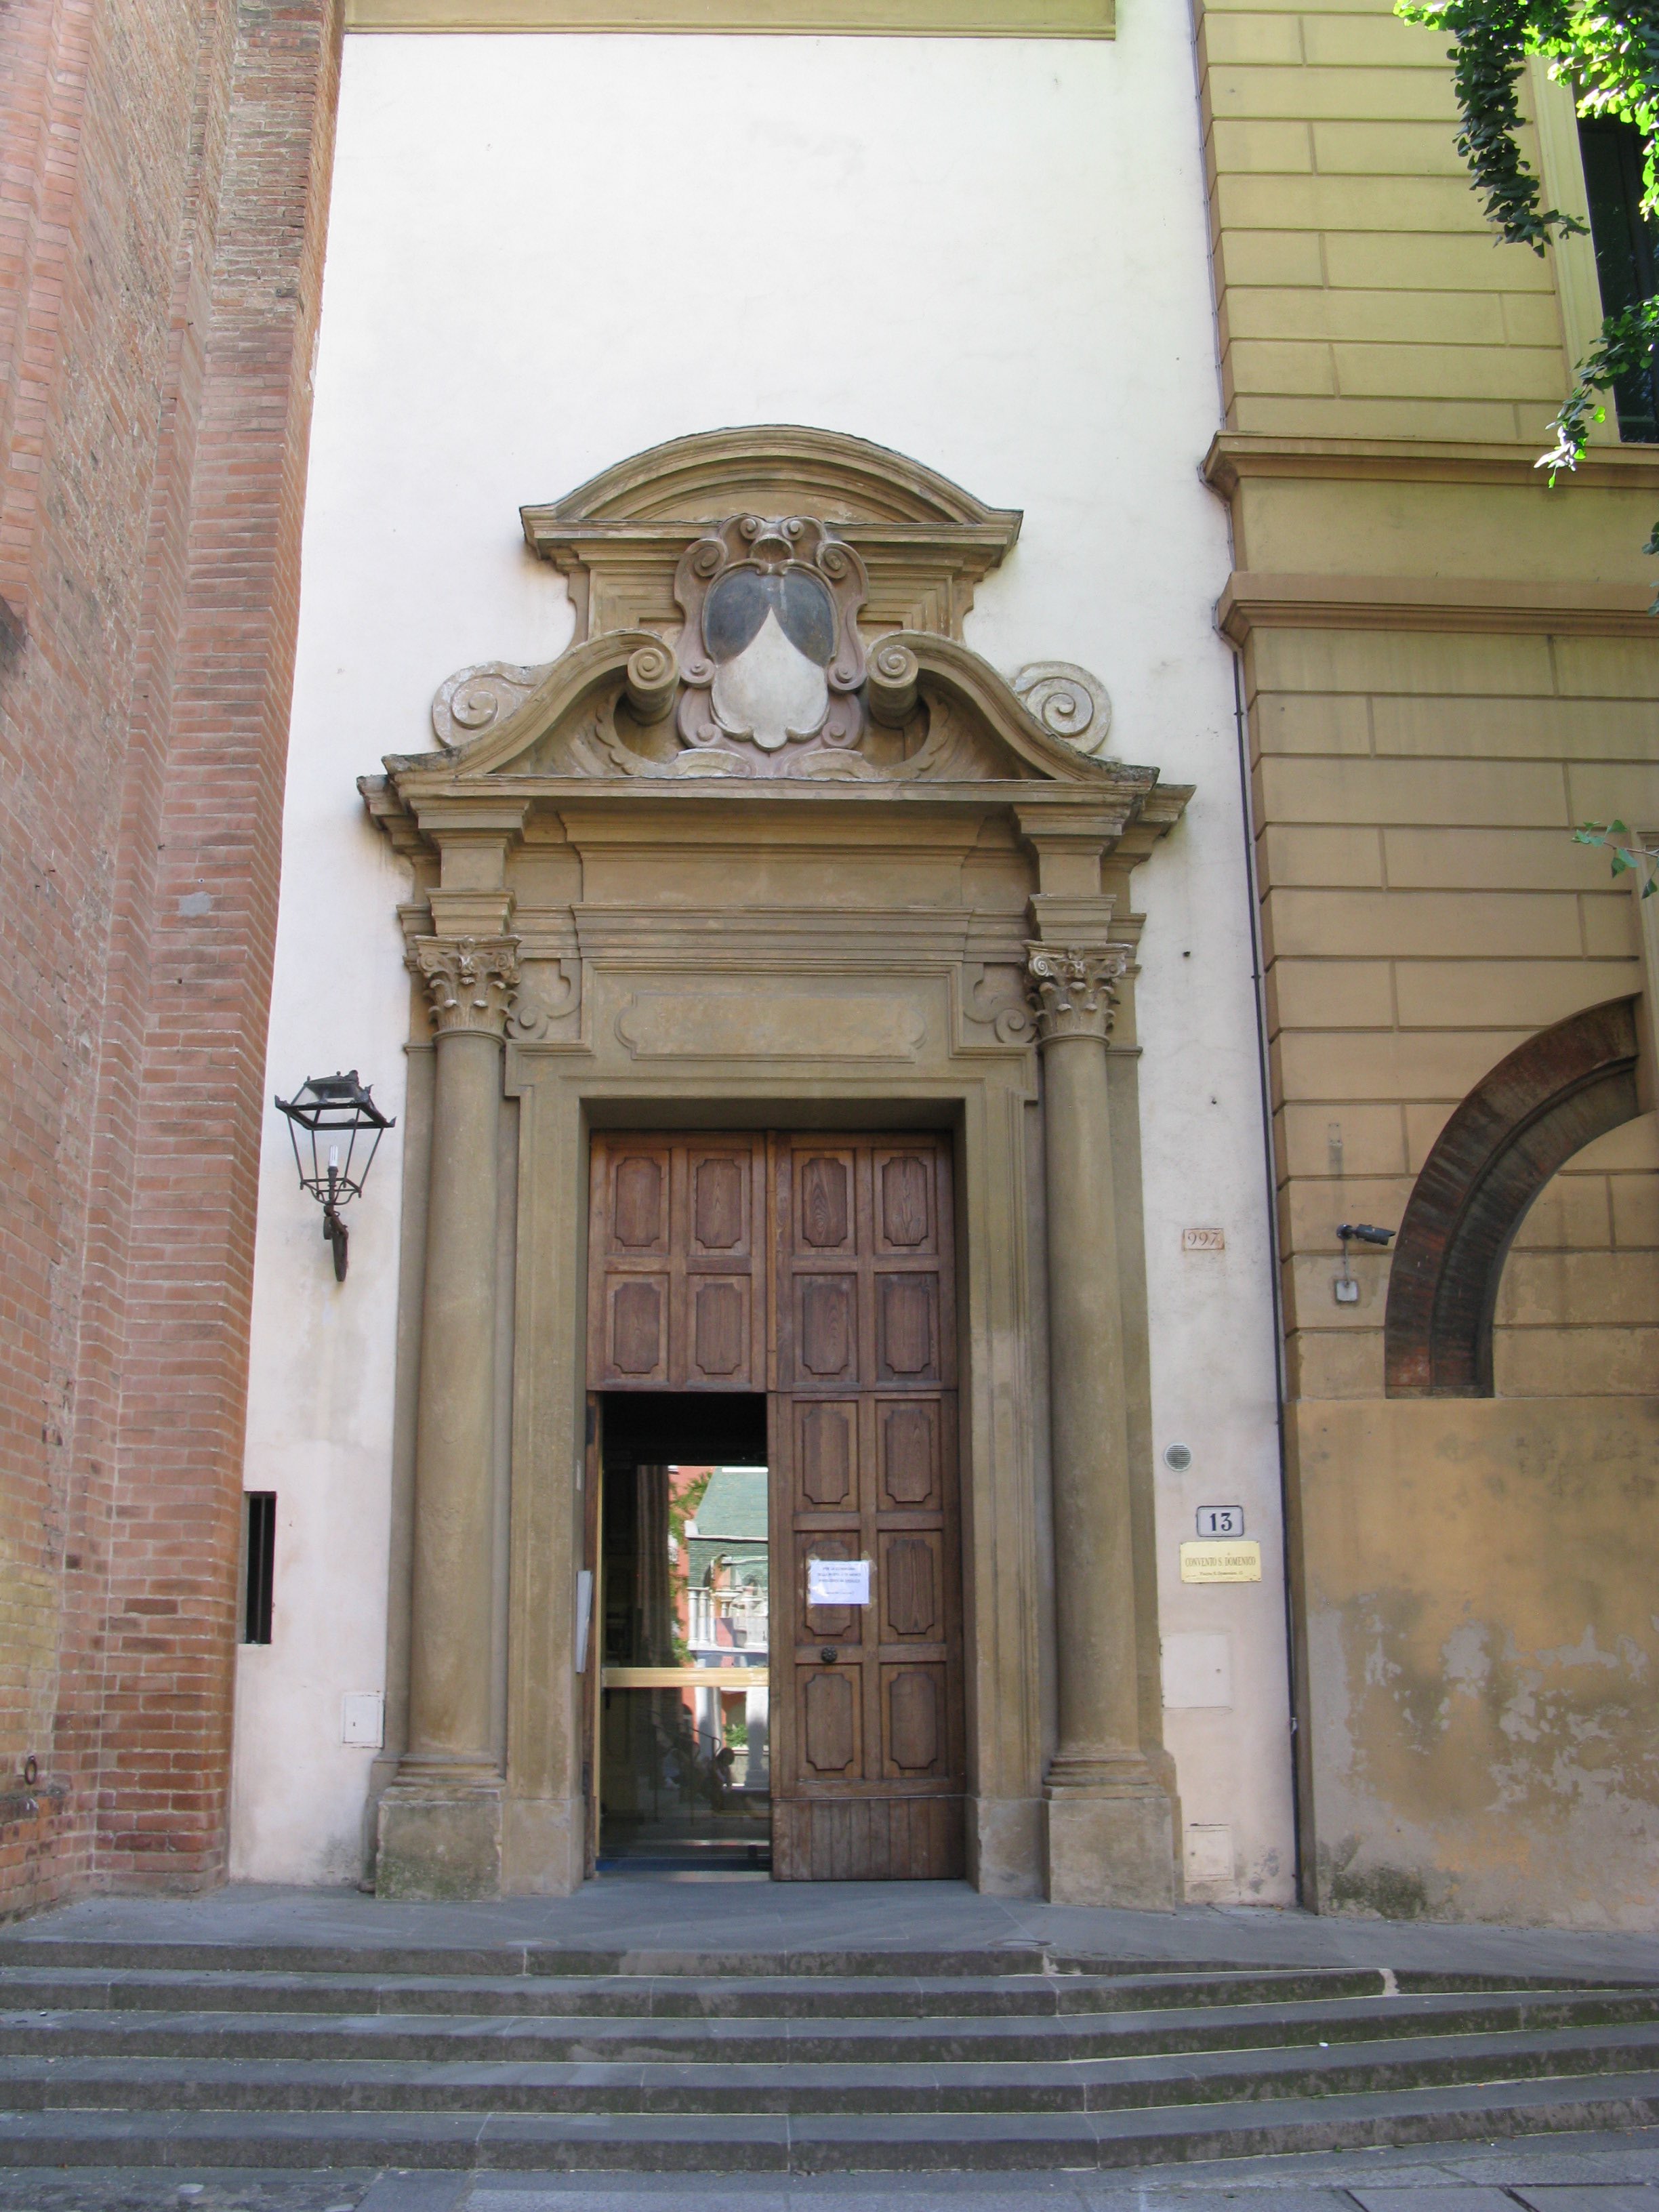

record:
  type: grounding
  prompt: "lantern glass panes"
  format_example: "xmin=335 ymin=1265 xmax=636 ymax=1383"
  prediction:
xmin=273 ymin=1071 xmax=394 ymax=1281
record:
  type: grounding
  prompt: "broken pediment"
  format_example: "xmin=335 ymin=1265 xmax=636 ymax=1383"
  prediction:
xmin=409 ymin=621 xmax=1140 ymax=790
xmin=361 ymin=430 xmax=1193 ymax=848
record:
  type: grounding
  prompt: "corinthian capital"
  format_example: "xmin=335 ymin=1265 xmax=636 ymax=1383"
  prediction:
xmin=1025 ymin=943 xmax=1129 ymax=1044
xmin=408 ymin=935 xmax=520 ymax=1038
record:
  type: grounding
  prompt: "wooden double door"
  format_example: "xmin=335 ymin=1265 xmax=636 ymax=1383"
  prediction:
xmin=588 ymin=1130 xmax=965 ymax=1880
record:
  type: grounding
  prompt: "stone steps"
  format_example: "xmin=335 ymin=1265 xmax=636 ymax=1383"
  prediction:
xmin=2 ymin=2072 xmax=1659 ymax=2171
xmin=0 ymin=1940 xmax=1654 ymax=2172
xmin=2 ymin=1988 xmax=1652 ymax=2064
xmin=0 ymin=1942 xmax=1629 ymax=1987
xmin=1 ymin=2020 xmax=1658 ymax=2112
xmin=0 ymin=1963 xmax=1397 ymax=2017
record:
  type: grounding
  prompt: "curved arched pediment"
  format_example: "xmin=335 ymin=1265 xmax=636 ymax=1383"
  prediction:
xmin=520 ymin=426 xmax=1022 ymax=647
xmin=529 ymin=424 xmax=1025 ymax=533
xmin=391 ymin=625 xmax=1153 ymax=793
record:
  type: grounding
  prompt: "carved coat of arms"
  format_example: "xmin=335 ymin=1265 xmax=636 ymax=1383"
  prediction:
xmin=674 ymin=516 xmax=869 ymax=764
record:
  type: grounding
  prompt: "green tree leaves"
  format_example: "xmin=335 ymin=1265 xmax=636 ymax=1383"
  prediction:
xmin=1398 ymin=0 xmax=1659 ymax=593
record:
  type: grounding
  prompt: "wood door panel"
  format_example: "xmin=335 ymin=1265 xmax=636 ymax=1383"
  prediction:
xmin=878 ymin=1529 xmax=944 ymax=1642
xmin=607 ymin=1275 xmax=669 ymax=1382
xmin=882 ymin=1663 xmax=949 ymax=1777
xmin=796 ymin=1275 xmax=858 ymax=1382
xmin=874 ymin=1147 xmax=939 ymax=1254
xmin=794 ymin=1399 xmax=859 ymax=1511
xmin=876 ymin=1271 xmax=939 ymax=1382
xmin=588 ymin=1136 xmax=765 ymax=1390
xmin=689 ymin=1149 xmax=749 ymax=1255
xmin=877 ymin=1399 xmax=944 ymax=1509
xmin=771 ymin=1132 xmax=963 ymax=1881
xmin=689 ymin=1275 xmax=748 ymax=1382
xmin=794 ymin=1149 xmax=857 ymax=1255
xmin=609 ymin=1146 xmax=670 ymax=1254
xmin=773 ymin=1795 xmax=965 ymax=1882
xmin=799 ymin=1665 xmax=861 ymax=1777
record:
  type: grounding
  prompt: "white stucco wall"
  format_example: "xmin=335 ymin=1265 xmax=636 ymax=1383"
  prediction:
xmin=232 ymin=18 xmax=1294 ymax=1901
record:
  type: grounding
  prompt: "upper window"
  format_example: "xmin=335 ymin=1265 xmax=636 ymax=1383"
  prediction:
xmin=1578 ymin=117 xmax=1659 ymax=443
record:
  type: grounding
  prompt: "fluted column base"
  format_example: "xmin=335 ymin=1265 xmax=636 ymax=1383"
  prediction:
xmin=1043 ymin=1780 xmax=1176 ymax=1910
xmin=375 ymin=1765 xmax=504 ymax=1901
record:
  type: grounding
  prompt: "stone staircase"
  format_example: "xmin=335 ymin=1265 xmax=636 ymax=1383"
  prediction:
xmin=1 ymin=1939 xmax=1657 ymax=2173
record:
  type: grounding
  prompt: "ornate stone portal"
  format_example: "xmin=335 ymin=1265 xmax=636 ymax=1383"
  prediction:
xmin=363 ymin=426 xmax=1191 ymax=1904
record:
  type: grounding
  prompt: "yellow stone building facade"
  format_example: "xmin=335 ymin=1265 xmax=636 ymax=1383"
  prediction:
xmin=1198 ymin=0 xmax=1659 ymax=1919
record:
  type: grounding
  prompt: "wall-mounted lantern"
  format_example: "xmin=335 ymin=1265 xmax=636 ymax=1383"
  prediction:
xmin=274 ymin=1071 xmax=394 ymax=1282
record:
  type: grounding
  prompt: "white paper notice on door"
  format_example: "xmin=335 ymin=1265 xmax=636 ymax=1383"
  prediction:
xmin=808 ymin=1558 xmax=871 ymax=1607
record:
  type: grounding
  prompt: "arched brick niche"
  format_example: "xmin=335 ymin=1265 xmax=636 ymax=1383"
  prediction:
xmin=1384 ymin=997 xmax=1642 ymax=1397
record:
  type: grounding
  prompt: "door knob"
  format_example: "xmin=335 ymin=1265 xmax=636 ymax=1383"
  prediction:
xmin=820 ymin=1647 xmax=838 ymax=1665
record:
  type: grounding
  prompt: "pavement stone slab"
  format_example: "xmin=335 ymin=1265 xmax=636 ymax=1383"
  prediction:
xmin=356 ymin=2184 xmax=472 ymax=2212
xmin=1349 ymin=2193 xmax=1523 ymax=2211
xmin=1086 ymin=2194 xmax=1357 ymax=2211
xmin=1444 ymin=2146 xmax=1659 ymax=2187
xmin=470 ymin=2196 xmax=1092 ymax=2211
xmin=0 ymin=2178 xmax=374 ymax=2212
xmin=1510 ymin=2194 xmax=1659 ymax=2211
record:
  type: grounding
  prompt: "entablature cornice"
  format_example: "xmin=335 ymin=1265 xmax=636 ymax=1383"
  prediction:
xmin=1216 ymin=571 xmax=1659 ymax=642
xmin=363 ymin=776 xmax=1190 ymax=880
xmin=1204 ymin=432 xmax=1659 ymax=497
xmin=526 ymin=520 xmax=1020 ymax=645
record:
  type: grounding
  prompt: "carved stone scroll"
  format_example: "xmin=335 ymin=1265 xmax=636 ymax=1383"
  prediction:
xmin=622 ymin=640 xmax=678 ymax=726
xmin=432 ymin=663 xmax=552 ymax=749
xmin=867 ymin=640 xmax=920 ymax=727
xmin=506 ymin=958 xmax=580 ymax=1041
xmin=1012 ymin=661 xmax=1113 ymax=760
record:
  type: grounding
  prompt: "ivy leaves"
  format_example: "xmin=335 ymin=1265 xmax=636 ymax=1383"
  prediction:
xmin=1575 ymin=819 xmax=1659 ymax=893
xmin=1396 ymin=0 xmax=1586 ymax=247
xmin=1397 ymin=0 xmax=1659 ymax=593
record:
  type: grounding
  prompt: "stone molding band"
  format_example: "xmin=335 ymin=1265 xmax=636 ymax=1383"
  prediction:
xmin=1216 ymin=571 xmax=1658 ymax=642
xmin=1203 ymin=431 xmax=1659 ymax=495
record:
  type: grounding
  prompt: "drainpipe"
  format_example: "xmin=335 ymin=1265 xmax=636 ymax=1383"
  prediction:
xmin=1229 ymin=644 xmax=1306 ymax=1907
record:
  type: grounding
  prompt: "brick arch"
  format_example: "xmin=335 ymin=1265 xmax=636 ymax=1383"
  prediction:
xmin=1384 ymin=997 xmax=1642 ymax=1397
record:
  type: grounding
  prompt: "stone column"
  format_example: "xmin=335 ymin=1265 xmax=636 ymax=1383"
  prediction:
xmin=1030 ymin=943 xmax=1176 ymax=1909
xmin=377 ymin=933 xmax=518 ymax=1899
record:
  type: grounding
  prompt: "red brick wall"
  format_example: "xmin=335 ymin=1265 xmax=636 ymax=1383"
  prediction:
xmin=0 ymin=0 xmax=342 ymax=1913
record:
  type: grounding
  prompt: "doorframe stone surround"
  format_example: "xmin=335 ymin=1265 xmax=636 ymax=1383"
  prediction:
xmin=359 ymin=429 xmax=1191 ymax=1904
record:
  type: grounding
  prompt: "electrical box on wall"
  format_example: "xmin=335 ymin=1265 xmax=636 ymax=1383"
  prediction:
xmin=341 ymin=1692 xmax=384 ymax=1749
